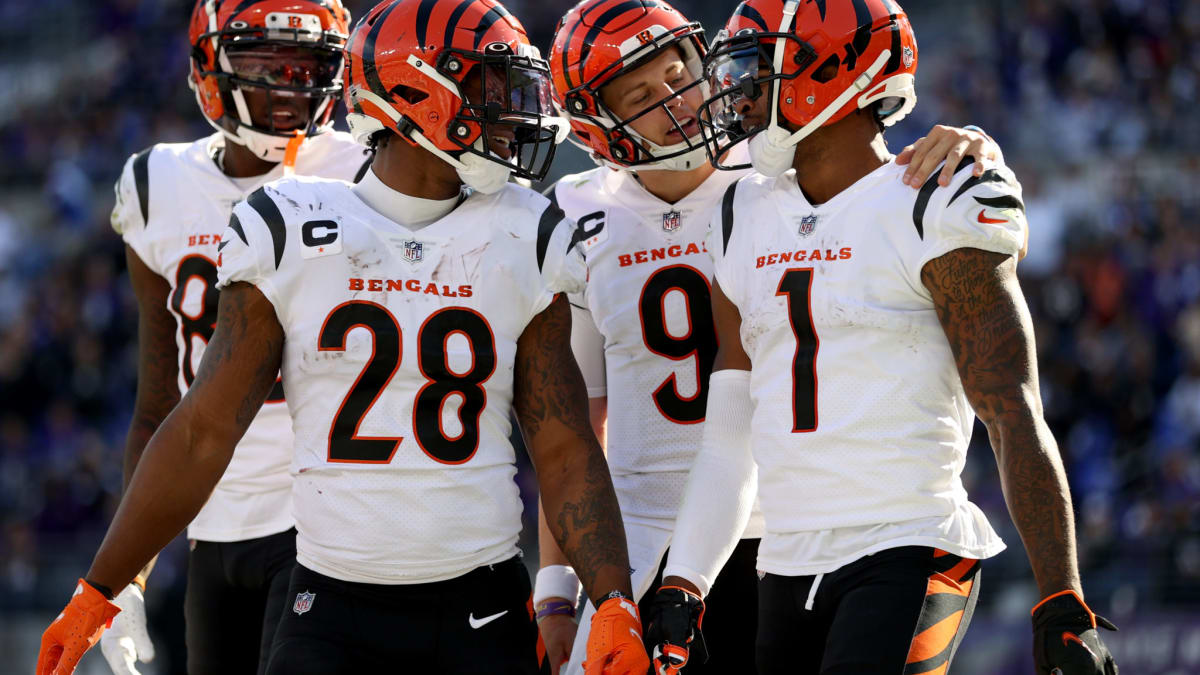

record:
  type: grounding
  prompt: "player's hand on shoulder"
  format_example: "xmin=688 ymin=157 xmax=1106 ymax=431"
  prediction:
xmin=38 ymin=579 xmax=122 ymax=675
xmin=1032 ymin=591 xmax=1119 ymax=675
xmin=582 ymin=592 xmax=650 ymax=675
xmin=897 ymin=124 xmax=1003 ymax=188
xmin=100 ymin=583 xmax=155 ymax=675
xmin=643 ymin=584 xmax=707 ymax=675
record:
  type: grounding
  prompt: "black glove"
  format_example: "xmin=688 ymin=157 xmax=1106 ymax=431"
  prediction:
xmin=642 ymin=586 xmax=708 ymax=675
xmin=1032 ymin=591 xmax=1118 ymax=675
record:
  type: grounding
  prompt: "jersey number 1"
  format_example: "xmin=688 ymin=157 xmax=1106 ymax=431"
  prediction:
xmin=318 ymin=301 xmax=496 ymax=465
xmin=776 ymin=268 xmax=819 ymax=432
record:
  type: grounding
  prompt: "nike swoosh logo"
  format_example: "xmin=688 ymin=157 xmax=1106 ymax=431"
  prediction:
xmin=977 ymin=209 xmax=1008 ymax=224
xmin=1061 ymin=631 xmax=1097 ymax=659
xmin=468 ymin=610 xmax=508 ymax=629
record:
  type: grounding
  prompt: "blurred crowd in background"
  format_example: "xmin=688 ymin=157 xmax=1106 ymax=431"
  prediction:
xmin=1 ymin=0 xmax=1197 ymax=672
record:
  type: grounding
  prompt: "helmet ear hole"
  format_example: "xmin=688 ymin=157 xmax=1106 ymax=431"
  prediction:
xmin=390 ymin=84 xmax=429 ymax=105
xmin=811 ymin=55 xmax=840 ymax=83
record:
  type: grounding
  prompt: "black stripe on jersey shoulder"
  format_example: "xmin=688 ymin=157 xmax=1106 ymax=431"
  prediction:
xmin=132 ymin=147 xmax=152 ymax=226
xmin=947 ymin=168 xmax=1020 ymax=207
xmin=246 ymin=188 xmax=287 ymax=270
xmin=721 ymin=181 xmax=738 ymax=254
xmin=536 ymin=198 xmax=567 ymax=273
xmin=912 ymin=157 xmax=974 ymax=240
xmin=974 ymin=193 xmax=1026 ymax=212
xmin=227 ymin=213 xmax=249 ymax=245
xmin=352 ymin=156 xmax=372 ymax=184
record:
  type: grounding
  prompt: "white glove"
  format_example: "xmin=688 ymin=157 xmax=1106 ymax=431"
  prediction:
xmin=100 ymin=583 xmax=156 ymax=674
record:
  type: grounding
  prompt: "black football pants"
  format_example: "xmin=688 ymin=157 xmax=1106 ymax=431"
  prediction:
xmin=184 ymin=527 xmax=296 ymax=675
xmin=756 ymin=546 xmax=982 ymax=675
xmin=265 ymin=556 xmax=544 ymax=674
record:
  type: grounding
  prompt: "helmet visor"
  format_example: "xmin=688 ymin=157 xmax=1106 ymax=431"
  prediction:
xmin=449 ymin=48 xmax=567 ymax=182
xmin=698 ymin=31 xmax=812 ymax=170
xmin=225 ymin=45 xmax=343 ymax=94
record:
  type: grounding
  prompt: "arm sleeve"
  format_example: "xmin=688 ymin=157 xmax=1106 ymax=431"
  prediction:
xmin=662 ymin=369 xmax=757 ymax=597
xmin=569 ymin=293 xmax=606 ymax=398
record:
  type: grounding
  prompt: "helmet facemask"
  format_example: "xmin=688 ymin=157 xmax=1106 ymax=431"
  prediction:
xmin=191 ymin=9 xmax=347 ymax=162
xmin=561 ymin=23 xmax=712 ymax=172
xmin=699 ymin=0 xmax=917 ymax=176
xmin=440 ymin=43 xmax=568 ymax=184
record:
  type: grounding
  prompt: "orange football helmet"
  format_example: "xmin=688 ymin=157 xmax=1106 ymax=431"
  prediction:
xmin=701 ymin=0 xmax=918 ymax=174
xmin=344 ymin=0 xmax=568 ymax=193
xmin=550 ymin=0 xmax=709 ymax=171
xmin=188 ymin=0 xmax=351 ymax=162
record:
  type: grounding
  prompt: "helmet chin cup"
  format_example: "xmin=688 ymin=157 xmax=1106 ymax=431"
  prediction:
xmin=454 ymin=147 xmax=512 ymax=194
xmin=201 ymin=114 xmax=294 ymax=163
xmin=748 ymin=125 xmax=796 ymax=177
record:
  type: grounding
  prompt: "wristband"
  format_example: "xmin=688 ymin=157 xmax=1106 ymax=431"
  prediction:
xmin=533 ymin=565 xmax=581 ymax=606
xmin=598 ymin=589 xmax=633 ymax=607
xmin=535 ymin=599 xmax=576 ymax=621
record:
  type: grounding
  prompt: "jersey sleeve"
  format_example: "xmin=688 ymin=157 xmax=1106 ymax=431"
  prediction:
xmin=707 ymin=180 xmax=745 ymax=308
xmin=531 ymin=199 xmax=588 ymax=316
xmin=216 ymin=190 xmax=285 ymax=311
xmin=111 ymin=148 xmax=157 ymax=271
xmin=568 ymin=293 xmax=606 ymax=398
xmin=910 ymin=163 xmax=1028 ymax=286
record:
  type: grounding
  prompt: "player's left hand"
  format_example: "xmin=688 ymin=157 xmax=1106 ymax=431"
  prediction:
xmin=897 ymin=125 xmax=1003 ymax=188
xmin=643 ymin=586 xmax=707 ymax=675
xmin=582 ymin=595 xmax=650 ymax=675
xmin=100 ymin=583 xmax=156 ymax=674
xmin=38 ymin=579 xmax=122 ymax=675
xmin=1032 ymin=590 xmax=1119 ymax=675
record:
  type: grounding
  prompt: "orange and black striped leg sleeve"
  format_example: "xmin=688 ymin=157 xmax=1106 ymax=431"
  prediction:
xmin=903 ymin=550 xmax=982 ymax=675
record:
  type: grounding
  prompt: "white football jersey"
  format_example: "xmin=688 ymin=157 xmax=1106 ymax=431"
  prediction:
xmin=111 ymin=131 xmax=370 ymax=542
xmin=216 ymin=176 xmax=585 ymax=584
xmin=549 ymin=157 xmax=763 ymax=536
xmin=712 ymin=160 xmax=1024 ymax=576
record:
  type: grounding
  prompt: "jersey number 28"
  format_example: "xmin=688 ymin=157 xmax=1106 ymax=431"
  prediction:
xmin=318 ymin=301 xmax=496 ymax=465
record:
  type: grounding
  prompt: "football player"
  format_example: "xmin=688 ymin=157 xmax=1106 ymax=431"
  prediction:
xmin=38 ymin=1 xmax=647 ymax=674
xmin=535 ymin=1 xmax=1008 ymax=673
xmin=650 ymin=1 xmax=1118 ymax=674
xmin=103 ymin=1 xmax=365 ymax=673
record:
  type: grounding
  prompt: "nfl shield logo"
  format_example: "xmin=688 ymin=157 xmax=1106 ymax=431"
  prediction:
xmin=799 ymin=214 xmax=818 ymax=237
xmin=403 ymin=239 xmax=423 ymax=263
xmin=662 ymin=210 xmax=682 ymax=232
xmin=293 ymin=591 xmax=315 ymax=615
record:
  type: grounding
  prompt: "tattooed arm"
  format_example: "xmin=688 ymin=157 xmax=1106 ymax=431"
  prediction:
xmin=120 ymin=246 xmax=184 ymax=584
xmin=922 ymin=248 xmax=1081 ymax=598
xmin=515 ymin=293 xmax=633 ymax=602
xmin=86 ymin=281 xmax=284 ymax=592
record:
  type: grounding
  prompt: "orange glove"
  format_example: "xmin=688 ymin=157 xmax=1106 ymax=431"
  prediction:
xmin=583 ymin=594 xmax=651 ymax=675
xmin=38 ymin=579 xmax=122 ymax=675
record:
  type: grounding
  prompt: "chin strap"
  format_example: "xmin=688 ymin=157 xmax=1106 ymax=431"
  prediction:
xmin=282 ymin=130 xmax=306 ymax=176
